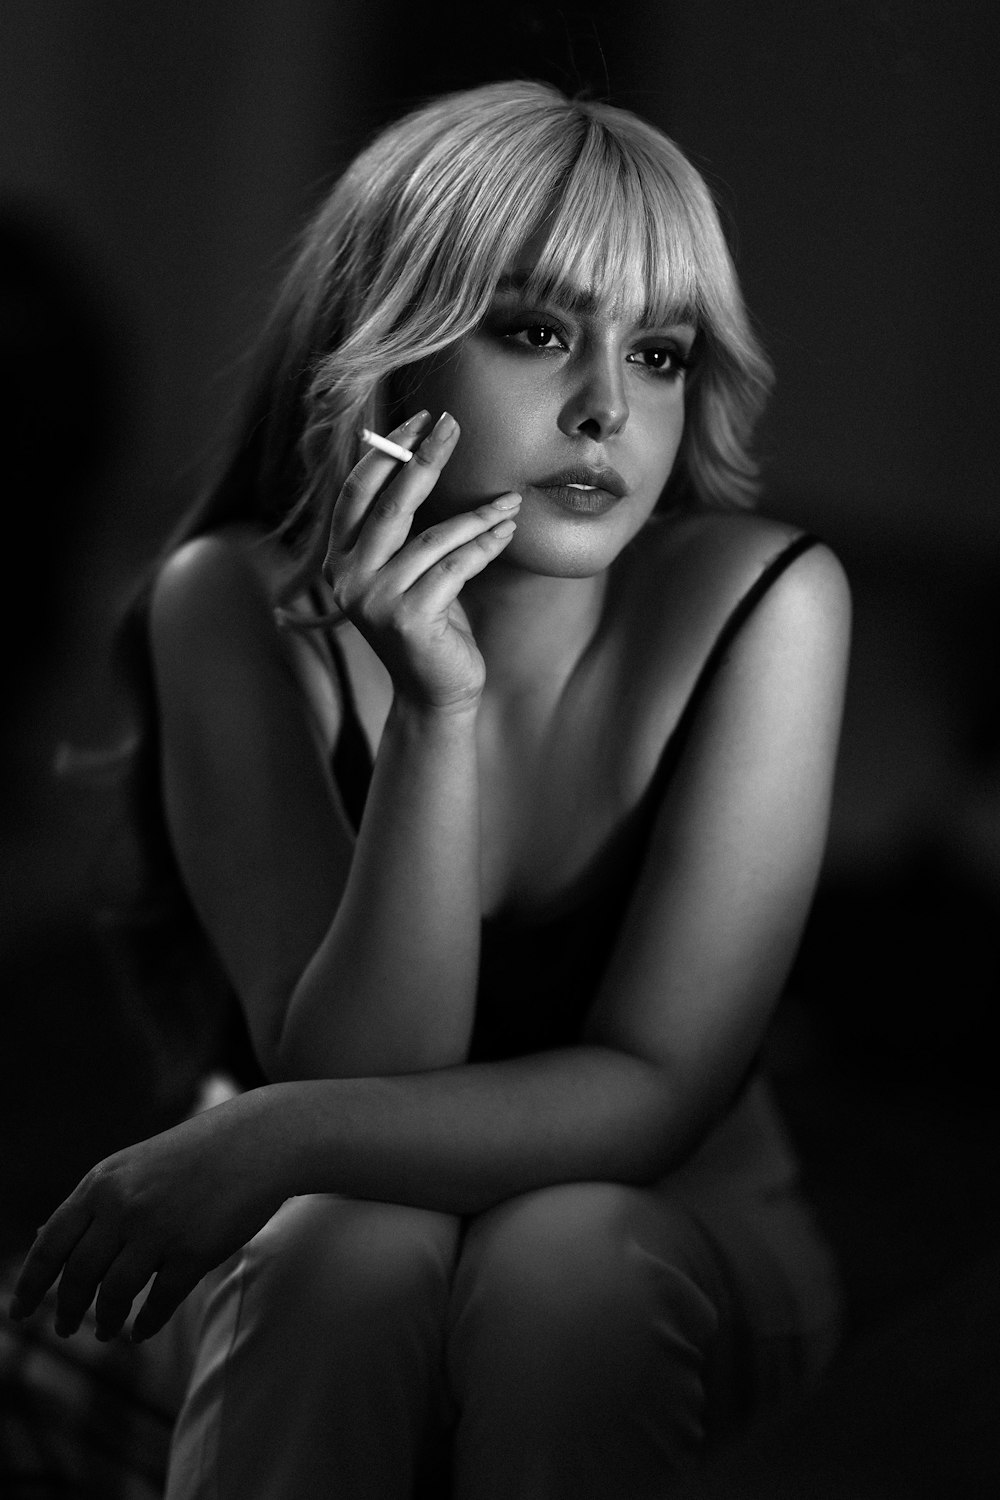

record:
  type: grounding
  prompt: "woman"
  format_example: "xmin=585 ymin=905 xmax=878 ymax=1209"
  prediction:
xmin=12 ymin=80 xmax=850 ymax=1497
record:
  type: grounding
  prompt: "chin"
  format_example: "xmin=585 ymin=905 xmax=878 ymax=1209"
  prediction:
xmin=503 ymin=515 xmax=634 ymax=579
xmin=503 ymin=501 xmax=653 ymax=576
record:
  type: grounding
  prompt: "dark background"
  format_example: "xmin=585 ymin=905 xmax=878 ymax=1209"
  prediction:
xmin=2 ymin=2 xmax=999 ymax=1494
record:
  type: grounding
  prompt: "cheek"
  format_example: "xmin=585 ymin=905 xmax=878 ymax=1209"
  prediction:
xmin=631 ymin=398 xmax=685 ymax=486
xmin=434 ymin=381 xmax=538 ymax=505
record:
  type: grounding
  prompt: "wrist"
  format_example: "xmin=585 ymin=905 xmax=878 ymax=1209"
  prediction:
xmin=240 ymin=1083 xmax=312 ymax=1201
xmin=390 ymin=690 xmax=481 ymax=731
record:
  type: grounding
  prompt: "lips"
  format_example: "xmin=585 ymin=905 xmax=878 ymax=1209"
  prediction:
xmin=534 ymin=464 xmax=628 ymax=500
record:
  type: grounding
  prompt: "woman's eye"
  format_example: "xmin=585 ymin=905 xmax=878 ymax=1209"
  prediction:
xmin=629 ymin=346 xmax=686 ymax=376
xmin=510 ymin=323 xmax=566 ymax=351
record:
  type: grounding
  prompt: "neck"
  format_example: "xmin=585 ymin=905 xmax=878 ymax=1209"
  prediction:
xmin=463 ymin=559 xmax=609 ymax=706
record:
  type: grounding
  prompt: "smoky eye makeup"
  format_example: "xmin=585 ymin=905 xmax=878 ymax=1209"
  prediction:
xmin=482 ymin=282 xmax=701 ymax=378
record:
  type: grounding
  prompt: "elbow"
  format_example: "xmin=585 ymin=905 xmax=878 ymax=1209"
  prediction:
xmin=583 ymin=1044 xmax=714 ymax=1185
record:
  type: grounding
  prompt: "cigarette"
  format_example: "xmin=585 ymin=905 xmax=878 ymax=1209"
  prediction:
xmin=360 ymin=428 xmax=413 ymax=463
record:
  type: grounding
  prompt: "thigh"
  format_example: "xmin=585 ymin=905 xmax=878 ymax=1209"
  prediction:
xmin=448 ymin=1180 xmax=723 ymax=1395
xmin=449 ymin=1179 xmax=840 ymax=1436
xmin=187 ymin=1193 xmax=463 ymax=1384
xmin=239 ymin=1193 xmax=460 ymax=1311
xmin=167 ymin=1197 xmax=462 ymax=1500
xmin=446 ymin=1183 xmax=730 ymax=1496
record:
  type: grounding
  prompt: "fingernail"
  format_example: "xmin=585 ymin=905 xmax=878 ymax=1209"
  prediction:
xmin=492 ymin=519 xmax=517 ymax=539
xmin=403 ymin=409 xmax=431 ymax=429
xmin=492 ymin=493 xmax=521 ymax=510
xmin=431 ymin=411 xmax=457 ymax=440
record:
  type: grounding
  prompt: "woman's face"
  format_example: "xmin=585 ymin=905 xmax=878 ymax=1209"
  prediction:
xmin=395 ymin=251 xmax=697 ymax=578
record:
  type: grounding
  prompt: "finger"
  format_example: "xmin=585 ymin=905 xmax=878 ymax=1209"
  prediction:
xmin=92 ymin=1243 xmax=160 ymax=1341
xmin=131 ymin=1261 xmax=204 ymax=1344
xmin=10 ymin=1196 xmax=94 ymax=1319
xmin=402 ymin=518 xmax=518 ymax=615
xmin=54 ymin=1218 xmax=124 ymax=1337
xmin=335 ymin=412 xmax=460 ymax=573
xmin=327 ymin=410 xmax=432 ymax=553
xmin=377 ymin=494 xmax=521 ymax=595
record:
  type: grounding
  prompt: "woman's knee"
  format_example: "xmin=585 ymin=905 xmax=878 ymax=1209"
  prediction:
xmin=242 ymin=1194 xmax=460 ymax=1342
xmin=452 ymin=1181 xmax=718 ymax=1360
xmin=447 ymin=1182 xmax=721 ymax=1476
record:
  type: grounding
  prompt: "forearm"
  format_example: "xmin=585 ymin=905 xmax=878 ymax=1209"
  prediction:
xmin=276 ymin=696 xmax=481 ymax=1078
xmin=259 ymin=1045 xmax=692 ymax=1215
xmin=9 ymin=1046 xmax=687 ymax=1347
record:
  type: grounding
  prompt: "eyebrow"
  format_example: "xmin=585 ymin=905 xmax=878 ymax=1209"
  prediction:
xmin=492 ymin=270 xmax=695 ymax=331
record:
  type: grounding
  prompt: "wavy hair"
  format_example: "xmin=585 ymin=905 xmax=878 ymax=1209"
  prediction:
xmin=180 ymin=79 xmax=772 ymax=601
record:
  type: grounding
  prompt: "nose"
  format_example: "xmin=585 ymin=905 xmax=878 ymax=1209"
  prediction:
xmin=557 ymin=349 xmax=629 ymax=442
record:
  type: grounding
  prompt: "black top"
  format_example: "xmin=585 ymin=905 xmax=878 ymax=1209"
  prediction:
xmin=327 ymin=533 xmax=818 ymax=1062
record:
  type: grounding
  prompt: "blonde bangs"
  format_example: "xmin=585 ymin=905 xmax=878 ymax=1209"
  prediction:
xmin=524 ymin=118 xmax=705 ymax=329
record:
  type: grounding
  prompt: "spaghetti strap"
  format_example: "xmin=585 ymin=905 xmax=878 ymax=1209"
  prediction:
xmin=308 ymin=597 xmax=373 ymax=833
xmin=647 ymin=532 xmax=820 ymax=803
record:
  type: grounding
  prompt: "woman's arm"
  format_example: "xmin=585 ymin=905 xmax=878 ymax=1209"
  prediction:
xmin=198 ymin=537 xmax=853 ymax=1212
xmin=12 ymin=540 xmax=849 ymax=1342
xmin=151 ymin=540 xmax=479 ymax=1079
xmin=150 ymin=414 xmax=518 ymax=1080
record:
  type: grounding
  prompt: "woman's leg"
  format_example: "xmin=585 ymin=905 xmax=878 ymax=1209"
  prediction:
xmin=446 ymin=1180 xmax=840 ymax=1500
xmin=165 ymin=1194 xmax=460 ymax=1500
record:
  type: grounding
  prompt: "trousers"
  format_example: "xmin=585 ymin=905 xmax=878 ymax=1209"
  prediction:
xmin=163 ymin=1175 xmax=840 ymax=1500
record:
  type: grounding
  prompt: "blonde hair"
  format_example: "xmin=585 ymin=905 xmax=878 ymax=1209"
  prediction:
xmin=214 ymin=80 xmax=773 ymax=592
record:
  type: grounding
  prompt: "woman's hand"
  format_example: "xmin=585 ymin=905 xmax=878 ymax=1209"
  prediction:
xmin=9 ymin=1091 xmax=290 ymax=1343
xmin=324 ymin=411 xmax=520 ymax=711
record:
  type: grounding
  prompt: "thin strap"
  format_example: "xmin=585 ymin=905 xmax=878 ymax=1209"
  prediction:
xmin=307 ymin=588 xmax=373 ymax=832
xmin=647 ymin=532 xmax=820 ymax=802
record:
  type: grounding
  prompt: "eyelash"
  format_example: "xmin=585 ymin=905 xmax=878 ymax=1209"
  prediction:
xmin=499 ymin=319 xmax=692 ymax=380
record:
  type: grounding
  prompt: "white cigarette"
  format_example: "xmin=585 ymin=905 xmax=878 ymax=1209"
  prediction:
xmin=360 ymin=428 xmax=413 ymax=463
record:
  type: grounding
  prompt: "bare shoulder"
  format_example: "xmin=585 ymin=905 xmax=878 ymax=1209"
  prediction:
xmin=149 ymin=525 xmax=278 ymax=653
xmin=150 ymin=526 xmax=346 ymax=754
xmin=624 ymin=508 xmax=850 ymax=659
xmin=148 ymin=527 xmax=291 ymax=720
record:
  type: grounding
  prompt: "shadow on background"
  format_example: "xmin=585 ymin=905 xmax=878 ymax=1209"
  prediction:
xmin=1 ymin=1 xmax=998 ymax=1495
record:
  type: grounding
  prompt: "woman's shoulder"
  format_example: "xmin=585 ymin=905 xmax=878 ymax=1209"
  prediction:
xmin=151 ymin=524 xmax=278 ymax=629
xmin=148 ymin=524 xmax=309 ymax=678
xmin=150 ymin=525 xmax=347 ymax=752
xmin=633 ymin=504 xmax=836 ymax=579
xmin=606 ymin=508 xmax=850 ymax=740
xmin=148 ymin=525 xmax=293 ymax=710
xmin=622 ymin=507 xmax=848 ymax=648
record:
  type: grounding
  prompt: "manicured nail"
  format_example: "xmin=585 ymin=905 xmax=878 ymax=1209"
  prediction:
xmin=403 ymin=409 xmax=431 ymax=428
xmin=431 ymin=411 xmax=457 ymax=441
xmin=492 ymin=493 xmax=521 ymax=510
xmin=492 ymin=519 xmax=517 ymax=539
